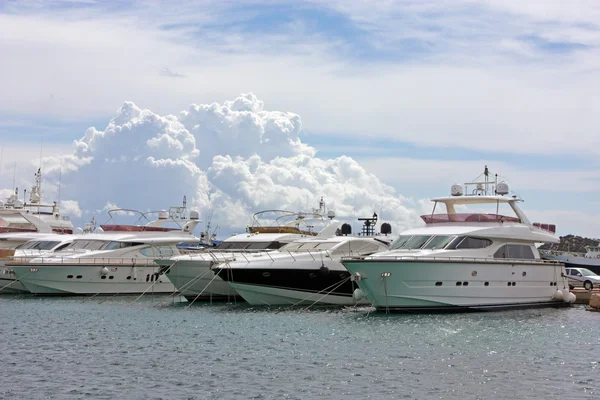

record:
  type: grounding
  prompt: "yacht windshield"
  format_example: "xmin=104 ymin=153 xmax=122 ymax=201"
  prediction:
xmin=579 ymin=268 xmax=598 ymax=277
xmin=280 ymin=242 xmax=338 ymax=252
xmin=67 ymin=240 xmax=107 ymax=251
xmin=401 ymin=235 xmax=432 ymax=250
xmin=34 ymin=241 xmax=61 ymax=250
xmin=391 ymin=236 xmax=412 ymax=250
xmin=423 ymin=236 xmax=454 ymax=250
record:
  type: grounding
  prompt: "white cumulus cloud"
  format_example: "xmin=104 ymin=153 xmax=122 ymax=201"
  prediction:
xmin=9 ymin=93 xmax=420 ymax=235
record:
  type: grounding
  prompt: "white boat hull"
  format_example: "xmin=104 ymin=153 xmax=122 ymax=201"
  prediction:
xmin=342 ymin=259 xmax=571 ymax=312
xmin=10 ymin=263 xmax=176 ymax=296
xmin=163 ymin=259 xmax=239 ymax=301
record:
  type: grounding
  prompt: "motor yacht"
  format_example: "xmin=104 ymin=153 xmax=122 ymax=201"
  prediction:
xmin=8 ymin=203 xmax=200 ymax=296
xmin=341 ymin=166 xmax=575 ymax=312
xmin=213 ymin=216 xmax=395 ymax=306
xmin=156 ymin=200 xmax=340 ymax=302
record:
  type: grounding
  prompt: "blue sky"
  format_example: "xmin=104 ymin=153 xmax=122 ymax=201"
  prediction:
xmin=0 ymin=0 xmax=599 ymax=236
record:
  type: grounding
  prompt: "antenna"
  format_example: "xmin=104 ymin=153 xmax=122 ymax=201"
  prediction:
xmin=58 ymin=158 xmax=63 ymax=204
xmin=12 ymin=161 xmax=16 ymax=191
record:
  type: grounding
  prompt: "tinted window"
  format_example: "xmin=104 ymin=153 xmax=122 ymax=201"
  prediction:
xmin=35 ymin=241 xmax=60 ymax=250
xmin=456 ymin=237 xmax=493 ymax=249
xmin=423 ymin=236 xmax=455 ymax=250
xmin=494 ymin=244 xmax=535 ymax=260
xmin=391 ymin=236 xmax=412 ymax=250
xmin=403 ymin=236 xmax=432 ymax=250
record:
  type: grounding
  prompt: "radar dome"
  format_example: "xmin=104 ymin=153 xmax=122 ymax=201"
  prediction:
xmin=451 ymin=184 xmax=463 ymax=196
xmin=13 ymin=199 xmax=24 ymax=208
xmin=189 ymin=210 xmax=200 ymax=220
xmin=381 ymin=223 xmax=392 ymax=235
xmin=158 ymin=210 xmax=168 ymax=220
xmin=74 ymin=227 xmax=84 ymax=235
xmin=496 ymin=182 xmax=509 ymax=195
xmin=327 ymin=210 xmax=336 ymax=219
xmin=341 ymin=223 xmax=352 ymax=236
xmin=94 ymin=227 xmax=104 ymax=233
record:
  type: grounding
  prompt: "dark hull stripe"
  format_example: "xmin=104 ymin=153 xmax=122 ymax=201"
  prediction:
xmin=183 ymin=295 xmax=245 ymax=303
xmin=214 ymin=268 xmax=356 ymax=297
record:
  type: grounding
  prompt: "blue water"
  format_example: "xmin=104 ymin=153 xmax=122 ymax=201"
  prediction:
xmin=0 ymin=296 xmax=598 ymax=399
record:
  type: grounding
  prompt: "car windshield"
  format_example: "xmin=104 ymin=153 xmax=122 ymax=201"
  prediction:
xmin=579 ymin=268 xmax=598 ymax=277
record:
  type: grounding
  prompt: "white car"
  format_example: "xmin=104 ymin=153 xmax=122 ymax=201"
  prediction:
xmin=565 ymin=267 xmax=600 ymax=291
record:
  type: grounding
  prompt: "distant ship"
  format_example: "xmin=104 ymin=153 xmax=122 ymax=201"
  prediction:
xmin=540 ymin=245 xmax=600 ymax=274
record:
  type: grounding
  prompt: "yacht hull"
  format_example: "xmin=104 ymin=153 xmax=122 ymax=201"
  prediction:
xmin=215 ymin=263 xmax=367 ymax=306
xmin=9 ymin=263 xmax=176 ymax=296
xmin=161 ymin=259 xmax=239 ymax=302
xmin=0 ymin=262 xmax=29 ymax=294
xmin=342 ymin=259 xmax=570 ymax=312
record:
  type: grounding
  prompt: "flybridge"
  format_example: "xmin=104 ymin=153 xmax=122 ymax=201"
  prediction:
xmin=421 ymin=166 xmax=556 ymax=234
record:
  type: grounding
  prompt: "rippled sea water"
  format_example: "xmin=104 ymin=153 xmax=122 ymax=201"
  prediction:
xmin=1 ymin=295 xmax=598 ymax=399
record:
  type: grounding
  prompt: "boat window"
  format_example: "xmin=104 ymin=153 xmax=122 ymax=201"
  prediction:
xmin=494 ymin=244 xmax=535 ymax=260
xmin=54 ymin=243 xmax=71 ymax=251
xmin=391 ymin=236 xmax=412 ymax=250
xmin=67 ymin=240 xmax=107 ymax=250
xmin=446 ymin=236 xmax=492 ymax=250
xmin=456 ymin=237 xmax=493 ymax=249
xmin=402 ymin=235 xmax=432 ymax=250
xmin=34 ymin=241 xmax=60 ymax=250
xmin=423 ymin=236 xmax=455 ymax=250
xmin=103 ymin=241 xmax=132 ymax=250
xmin=139 ymin=246 xmax=175 ymax=258
xmin=20 ymin=241 xmax=40 ymax=249
xmin=245 ymin=241 xmax=283 ymax=250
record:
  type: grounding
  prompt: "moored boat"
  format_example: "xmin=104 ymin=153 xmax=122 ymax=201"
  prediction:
xmin=341 ymin=166 xmax=575 ymax=312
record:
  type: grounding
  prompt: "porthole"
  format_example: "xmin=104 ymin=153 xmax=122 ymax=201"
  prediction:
xmin=67 ymin=275 xmax=73 ymax=279
xmin=456 ymin=282 xmax=462 ymax=286
xmin=262 ymin=272 xmax=271 ymax=278
xmin=126 ymin=276 xmax=131 ymax=280
xmin=512 ymin=282 xmax=516 ymax=286
xmin=109 ymin=276 xmax=114 ymax=280
xmin=435 ymin=282 xmax=442 ymax=286
xmin=309 ymin=273 xmax=317 ymax=278
xmin=507 ymin=282 xmax=511 ymax=286
xmin=101 ymin=276 xmax=107 ymax=280
xmin=463 ymin=282 xmax=468 ymax=286
xmin=76 ymin=275 xmax=82 ymax=279
xmin=484 ymin=282 xmax=489 ymax=286
xmin=522 ymin=271 xmax=526 ymax=277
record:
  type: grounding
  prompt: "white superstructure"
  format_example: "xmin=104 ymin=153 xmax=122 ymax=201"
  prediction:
xmin=341 ymin=166 xmax=575 ymax=312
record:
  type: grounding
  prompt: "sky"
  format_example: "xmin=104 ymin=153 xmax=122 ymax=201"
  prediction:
xmin=0 ymin=0 xmax=599 ymax=238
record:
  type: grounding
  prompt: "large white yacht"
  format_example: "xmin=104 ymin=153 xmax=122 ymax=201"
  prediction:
xmin=157 ymin=201 xmax=340 ymax=302
xmin=341 ymin=167 xmax=575 ymax=312
xmin=213 ymin=216 xmax=395 ymax=306
xmin=8 ymin=204 xmax=200 ymax=296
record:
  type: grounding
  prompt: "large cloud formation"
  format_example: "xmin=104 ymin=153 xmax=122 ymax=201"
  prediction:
xmin=7 ymin=94 xmax=423 ymax=235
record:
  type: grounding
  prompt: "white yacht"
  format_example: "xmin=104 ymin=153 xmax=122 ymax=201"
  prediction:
xmin=541 ymin=245 xmax=600 ymax=275
xmin=213 ymin=216 xmax=395 ymax=306
xmin=157 ymin=201 xmax=340 ymax=302
xmin=341 ymin=167 xmax=575 ymax=312
xmin=8 ymin=204 xmax=200 ymax=296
